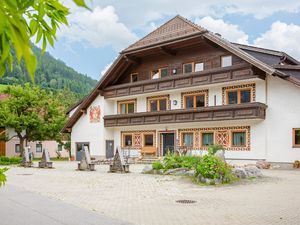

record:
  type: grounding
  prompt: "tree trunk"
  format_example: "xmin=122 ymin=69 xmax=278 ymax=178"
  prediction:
xmin=19 ymin=137 xmax=25 ymax=158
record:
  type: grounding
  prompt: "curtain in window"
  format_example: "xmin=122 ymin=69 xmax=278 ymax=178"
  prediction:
xmin=233 ymin=132 xmax=245 ymax=146
xmin=202 ymin=133 xmax=213 ymax=146
xmin=183 ymin=134 xmax=193 ymax=146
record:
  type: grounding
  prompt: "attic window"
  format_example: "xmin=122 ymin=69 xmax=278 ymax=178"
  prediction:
xmin=151 ymin=67 xmax=169 ymax=79
xmin=221 ymin=55 xmax=232 ymax=67
xmin=131 ymin=73 xmax=138 ymax=83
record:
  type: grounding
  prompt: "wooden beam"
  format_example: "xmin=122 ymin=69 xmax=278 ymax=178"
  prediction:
xmin=80 ymin=109 xmax=87 ymax=114
xmin=124 ymin=55 xmax=141 ymax=64
xmin=159 ymin=46 xmax=177 ymax=56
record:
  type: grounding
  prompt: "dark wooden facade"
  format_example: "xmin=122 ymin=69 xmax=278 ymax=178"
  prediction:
xmin=104 ymin=63 xmax=258 ymax=98
xmin=104 ymin=103 xmax=267 ymax=127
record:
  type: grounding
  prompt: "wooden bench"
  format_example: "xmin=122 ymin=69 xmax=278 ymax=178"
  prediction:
xmin=141 ymin=146 xmax=157 ymax=156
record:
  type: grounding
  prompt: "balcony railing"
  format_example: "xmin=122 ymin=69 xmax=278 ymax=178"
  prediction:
xmin=103 ymin=63 xmax=259 ymax=99
xmin=104 ymin=102 xmax=267 ymax=127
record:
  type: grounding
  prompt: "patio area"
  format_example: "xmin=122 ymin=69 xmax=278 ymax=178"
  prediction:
xmin=2 ymin=162 xmax=300 ymax=225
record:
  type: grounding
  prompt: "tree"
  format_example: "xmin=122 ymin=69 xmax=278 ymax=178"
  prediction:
xmin=0 ymin=84 xmax=66 ymax=155
xmin=0 ymin=0 xmax=88 ymax=79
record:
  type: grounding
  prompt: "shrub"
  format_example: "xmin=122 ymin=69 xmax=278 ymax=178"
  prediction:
xmin=0 ymin=168 xmax=9 ymax=187
xmin=9 ymin=157 xmax=22 ymax=164
xmin=196 ymin=155 xmax=234 ymax=183
xmin=0 ymin=156 xmax=10 ymax=162
xmin=161 ymin=153 xmax=202 ymax=170
xmin=152 ymin=161 xmax=164 ymax=170
xmin=207 ymin=144 xmax=224 ymax=156
xmin=0 ymin=156 xmax=22 ymax=165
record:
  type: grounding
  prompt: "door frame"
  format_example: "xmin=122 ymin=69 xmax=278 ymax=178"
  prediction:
xmin=105 ymin=140 xmax=114 ymax=159
xmin=158 ymin=130 xmax=176 ymax=157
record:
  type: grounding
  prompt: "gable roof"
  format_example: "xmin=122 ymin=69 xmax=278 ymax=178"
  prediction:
xmin=62 ymin=15 xmax=300 ymax=133
xmin=123 ymin=15 xmax=206 ymax=53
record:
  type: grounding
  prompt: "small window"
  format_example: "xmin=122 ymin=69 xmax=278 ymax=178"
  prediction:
xmin=131 ymin=73 xmax=138 ymax=83
xmin=36 ymin=143 xmax=42 ymax=153
xmin=144 ymin=134 xmax=154 ymax=146
xmin=226 ymin=89 xmax=252 ymax=105
xmin=221 ymin=55 xmax=232 ymax=67
xmin=151 ymin=67 xmax=169 ymax=79
xmin=202 ymin=133 xmax=214 ymax=146
xmin=240 ymin=89 xmax=251 ymax=103
xmin=148 ymin=97 xmax=168 ymax=112
xmin=293 ymin=128 xmax=300 ymax=148
xmin=58 ymin=144 xmax=63 ymax=151
xmin=232 ymin=131 xmax=246 ymax=147
xmin=160 ymin=68 xmax=169 ymax=78
xmin=182 ymin=133 xmax=193 ymax=147
xmin=195 ymin=62 xmax=204 ymax=72
xmin=119 ymin=101 xmax=135 ymax=114
xmin=124 ymin=135 xmax=132 ymax=147
xmin=15 ymin=144 xmax=20 ymax=153
xmin=227 ymin=91 xmax=238 ymax=104
xmin=183 ymin=63 xmax=194 ymax=74
xmin=184 ymin=94 xmax=205 ymax=109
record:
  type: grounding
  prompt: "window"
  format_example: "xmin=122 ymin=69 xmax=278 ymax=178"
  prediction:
xmin=183 ymin=63 xmax=194 ymax=74
xmin=131 ymin=73 xmax=138 ymax=83
xmin=184 ymin=94 xmax=205 ymax=109
xmin=15 ymin=144 xmax=20 ymax=153
xmin=151 ymin=67 xmax=169 ymax=79
xmin=124 ymin=134 xmax=132 ymax=147
xmin=118 ymin=101 xmax=135 ymax=114
xmin=58 ymin=144 xmax=63 ymax=151
xmin=182 ymin=133 xmax=193 ymax=146
xmin=148 ymin=97 xmax=168 ymax=112
xmin=195 ymin=62 xmax=204 ymax=72
xmin=221 ymin=55 xmax=232 ymax=67
xmin=36 ymin=143 xmax=42 ymax=153
xmin=226 ymin=89 xmax=252 ymax=105
xmin=202 ymin=133 xmax=214 ymax=146
xmin=144 ymin=134 xmax=154 ymax=146
xmin=293 ymin=128 xmax=300 ymax=148
xmin=232 ymin=131 xmax=246 ymax=147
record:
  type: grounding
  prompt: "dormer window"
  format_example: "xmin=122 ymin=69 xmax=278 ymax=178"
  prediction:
xmin=183 ymin=62 xmax=194 ymax=74
xmin=221 ymin=55 xmax=232 ymax=67
xmin=151 ymin=67 xmax=169 ymax=79
xmin=131 ymin=73 xmax=138 ymax=83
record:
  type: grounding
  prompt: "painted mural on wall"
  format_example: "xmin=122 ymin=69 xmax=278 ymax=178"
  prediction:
xmin=89 ymin=105 xmax=101 ymax=123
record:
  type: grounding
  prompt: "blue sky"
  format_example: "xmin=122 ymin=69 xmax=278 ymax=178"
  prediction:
xmin=48 ymin=1 xmax=300 ymax=80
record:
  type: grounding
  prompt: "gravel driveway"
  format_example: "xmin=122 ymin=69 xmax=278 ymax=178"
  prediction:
xmin=3 ymin=162 xmax=300 ymax=225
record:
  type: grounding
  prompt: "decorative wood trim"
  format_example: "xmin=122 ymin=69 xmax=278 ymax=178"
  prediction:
xmin=293 ymin=128 xmax=300 ymax=148
xmin=178 ymin=126 xmax=250 ymax=151
xmin=117 ymin=99 xmax=137 ymax=114
xmin=222 ymin=83 xmax=256 ymax=105
xmin=181 ymin=89 xmax=209 ymax=108
xmin=121 ymin=130 xmax=156 ymax=149
xmin=146 ymin=95 xmax=170 ymax=112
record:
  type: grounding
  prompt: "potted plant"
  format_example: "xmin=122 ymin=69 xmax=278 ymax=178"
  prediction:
xmin=293 ymin=160 xmax=300 ymax=169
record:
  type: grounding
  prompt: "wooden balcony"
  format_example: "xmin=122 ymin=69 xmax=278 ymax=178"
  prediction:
xmin=104 ymin=102 xmax=267 ymax=127
xmin=103 ymin=63 xmax=261 ymax=99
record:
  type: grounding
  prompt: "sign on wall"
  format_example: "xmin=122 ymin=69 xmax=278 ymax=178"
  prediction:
xmin=89 ymin=105 xmax=101 ymax=123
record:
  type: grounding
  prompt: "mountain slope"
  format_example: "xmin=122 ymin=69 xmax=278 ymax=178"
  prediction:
xmin=0 ymin=45 xmax=97 ymax=97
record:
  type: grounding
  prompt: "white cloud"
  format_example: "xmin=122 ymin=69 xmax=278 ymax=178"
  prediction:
xmin=195 ymin=16 xmax=249 ymax=44
xmin=253 ymin=21 xmax=300 ymax=60
xmin=88 ymin=0 xmax=300 ymax=29
xmin=57 ymin=5 xmax=138 ymax=50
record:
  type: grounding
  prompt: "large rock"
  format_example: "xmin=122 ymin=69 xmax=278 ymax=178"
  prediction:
xmin=256 ymin=160 xmax=271 ymax=169
xmin=141 ymin=166 xmax=153 ymax=174
xmin=233 ymin=166 xmax=263 ymax=179
xmin=197 ymin=174 xmax=221 ymax=185
xmin=164 ymin=168 xmax=190 ymax=175
xmin=185 ymin=170 xmax=196 ymax=177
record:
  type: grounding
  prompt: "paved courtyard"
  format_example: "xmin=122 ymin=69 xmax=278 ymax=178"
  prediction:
xmin=2 ymin=162 xmax=300 ymax=225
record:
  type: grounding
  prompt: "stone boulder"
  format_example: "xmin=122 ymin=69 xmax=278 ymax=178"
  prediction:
xmin=233 ymin=166 xmax=263 ymax=179
xmin=197 ymin=174 xmax=221 ymax=185
xmin=164 ymin=168 xmax=190 ymax=175
xmin=256 ymin=160 xmax=271 ymax=169
xmin=141 ymin=166 xmax=153 ymax=174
